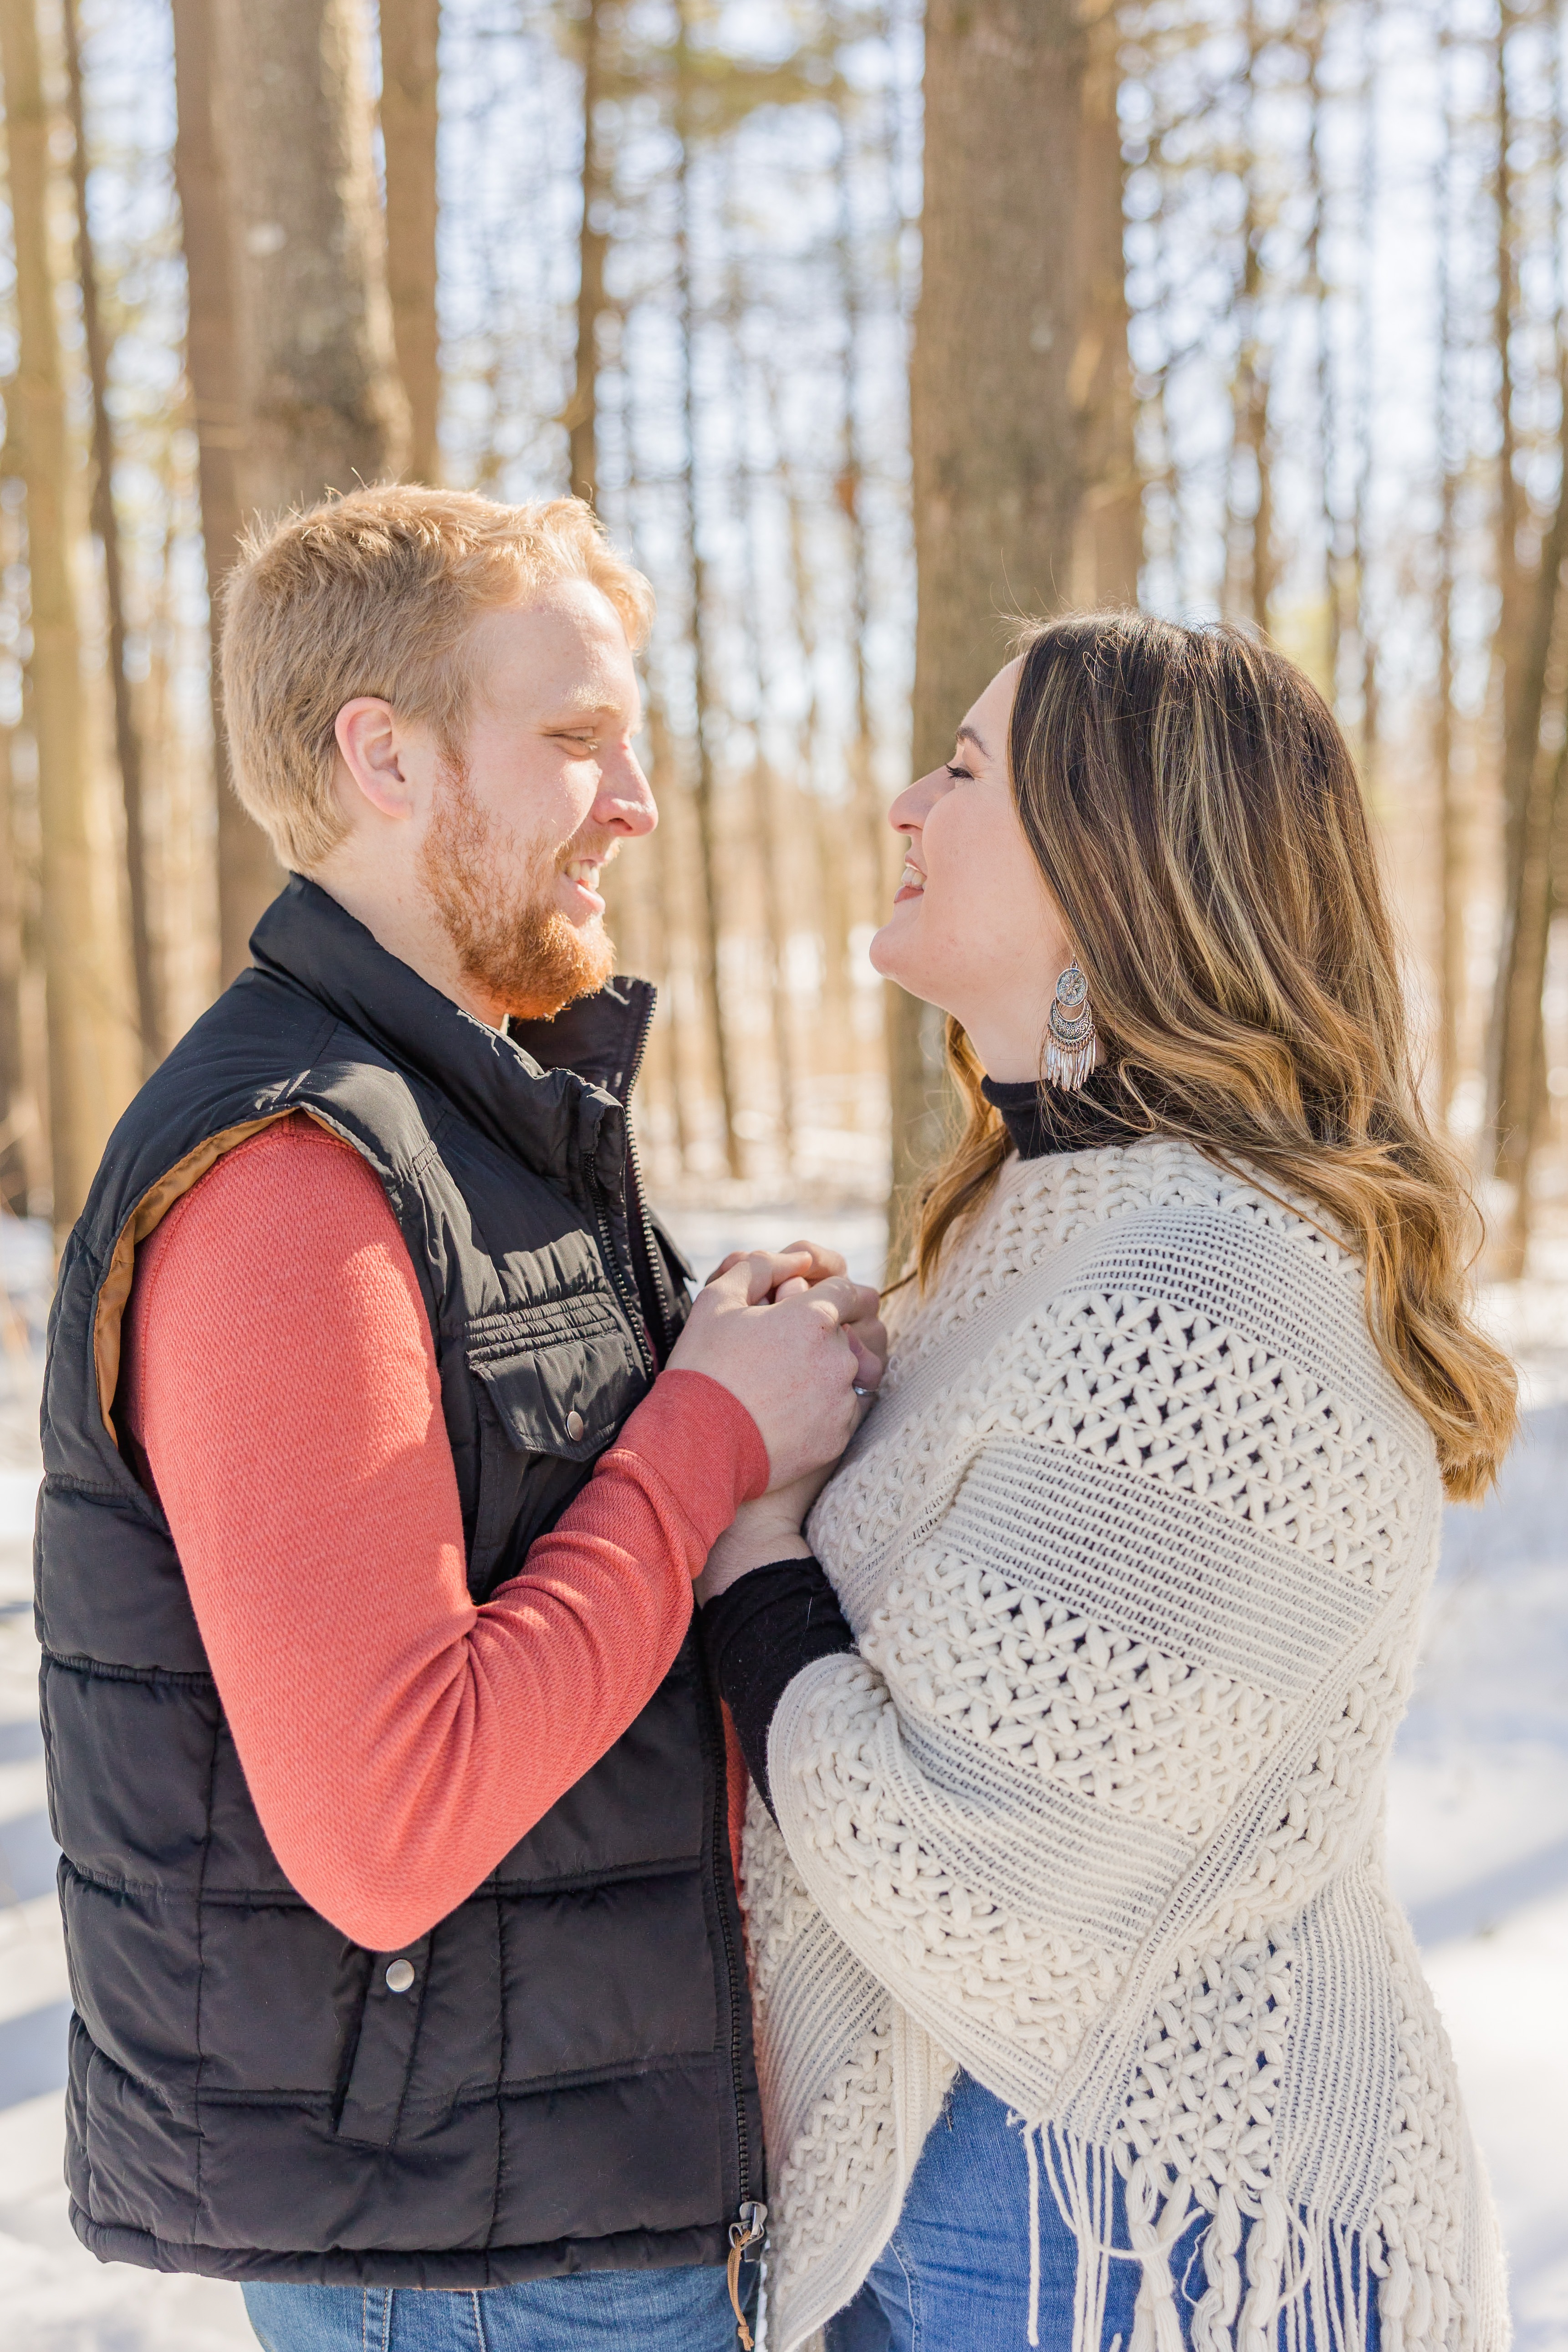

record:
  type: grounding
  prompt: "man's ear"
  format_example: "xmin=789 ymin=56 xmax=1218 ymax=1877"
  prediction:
xmin=334 ymin=698 xmax=415 ymax=821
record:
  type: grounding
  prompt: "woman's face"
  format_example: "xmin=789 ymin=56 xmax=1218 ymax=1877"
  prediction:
xmin=870 ymin=659 xmax=1075 ymax=1082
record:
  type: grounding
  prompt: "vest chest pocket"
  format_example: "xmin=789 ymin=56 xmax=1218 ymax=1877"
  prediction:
xmin=463 ymin=1289 xmax=648 ymax=1594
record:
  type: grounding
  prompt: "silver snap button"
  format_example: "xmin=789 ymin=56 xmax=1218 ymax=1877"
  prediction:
xmin=384 ymin=1958 xmax=415 ymax=1994
xmin=566 ymin=1409 xmax=585 ymax=1441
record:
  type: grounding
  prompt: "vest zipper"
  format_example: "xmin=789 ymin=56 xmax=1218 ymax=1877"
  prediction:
xmin=618 ymin=990 xmax=678 ymax=1362
xmin=600 ymin=990 xmax=762 ymax=2307
xmin=704 ymin=1663 xmax=763 ymax=2329
xmin=583 ymin=987 xmax=664 ymax=1378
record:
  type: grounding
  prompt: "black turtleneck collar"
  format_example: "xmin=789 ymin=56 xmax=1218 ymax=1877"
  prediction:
xmin=981 ymin=1065 xmax=1154 ymax=1159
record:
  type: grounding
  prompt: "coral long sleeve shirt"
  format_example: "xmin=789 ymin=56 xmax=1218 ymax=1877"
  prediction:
xmin=119 ymin=1114 xmax=767 ymax=1953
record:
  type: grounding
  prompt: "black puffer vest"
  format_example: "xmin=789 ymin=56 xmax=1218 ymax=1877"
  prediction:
xmin=36 ymin=878 xmax=762 ymax=2286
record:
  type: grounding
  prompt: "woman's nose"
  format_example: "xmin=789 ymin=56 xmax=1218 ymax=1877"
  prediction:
xmin=888 ymin=766 xmax=949 ymax=833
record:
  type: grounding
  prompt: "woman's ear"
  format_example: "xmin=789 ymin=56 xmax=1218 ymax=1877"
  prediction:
xmin=333 ymin=698 xmax=414 ymax=821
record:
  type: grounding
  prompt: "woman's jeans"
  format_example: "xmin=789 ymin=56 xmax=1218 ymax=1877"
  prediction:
xmin=243 ymin=2259 xmax=750 ymax=2351
xmin=825 ymin=2071 xmax=1383 ymax=2352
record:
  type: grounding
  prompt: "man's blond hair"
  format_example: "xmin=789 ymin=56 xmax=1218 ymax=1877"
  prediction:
xmin=220 ymin=485 xmax=655 ymax=870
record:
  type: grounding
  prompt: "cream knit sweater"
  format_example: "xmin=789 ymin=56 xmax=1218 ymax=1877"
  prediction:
xmin=744 ymin=1138 xmax=1507 ymax=2352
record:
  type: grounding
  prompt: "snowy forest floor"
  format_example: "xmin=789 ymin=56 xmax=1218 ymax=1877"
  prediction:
xmin=0 ymin=1203 xmax=1564 ymax=2348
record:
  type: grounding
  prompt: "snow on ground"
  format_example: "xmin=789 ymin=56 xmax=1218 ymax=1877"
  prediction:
xmin=0 ymin=1204 xmax=1565 ymax=2345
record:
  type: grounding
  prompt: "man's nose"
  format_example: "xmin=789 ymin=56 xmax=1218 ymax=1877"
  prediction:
xmin=595 ymin=747 xmax=658 ymax=837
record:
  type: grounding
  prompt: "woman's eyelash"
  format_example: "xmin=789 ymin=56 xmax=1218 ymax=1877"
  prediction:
xmin=945 ymin=762 xmax=972 ymax=781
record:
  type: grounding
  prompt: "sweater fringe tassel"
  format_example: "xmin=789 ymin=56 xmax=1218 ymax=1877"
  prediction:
xmin=1036 ymin=2127 xmax=1387 ymax=2352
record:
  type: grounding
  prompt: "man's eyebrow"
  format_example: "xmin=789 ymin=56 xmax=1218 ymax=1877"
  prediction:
xmin=955 ymin=723 xmax=989 ymax=758
xmin=544 ymin=697 xmax=627 ymax=723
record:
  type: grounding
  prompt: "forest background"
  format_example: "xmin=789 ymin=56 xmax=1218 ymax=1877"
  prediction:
xmin=0 ymin=7 xmax=1566 ymax=2350
xmin=0 ymin=0 xmax=1566 ymax=1274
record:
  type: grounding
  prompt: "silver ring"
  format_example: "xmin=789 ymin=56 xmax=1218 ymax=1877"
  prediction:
xmin=853 ymin=1383 xmax=874 ymax=1398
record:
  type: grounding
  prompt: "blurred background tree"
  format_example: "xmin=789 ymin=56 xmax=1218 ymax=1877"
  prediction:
xmin=0 ymin=0 xmax=1564 ymax=1280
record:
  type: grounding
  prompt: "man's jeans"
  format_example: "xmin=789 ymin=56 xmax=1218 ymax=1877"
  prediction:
xmin=826 ymin=2071 xmax=1384 ymax=2352
xmin=242 ymin=2261 xmax=749 ymax=2351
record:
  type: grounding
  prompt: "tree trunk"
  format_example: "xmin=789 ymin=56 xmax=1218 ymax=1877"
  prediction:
xmin=1435 ymin=454 xmax=1461 ymax=1120
xmin=674 ymin=2 xmax=740 ymax=1179
xmin=1351 ymin=8 xmax=1379 ymax=777
xmin=215 ymin=0 xmax=410 ymax=517
xmin=1494 ymin=10 xmax=1522 ymax=682
xmin=1074 ymin=0 xmax=1139 ymax=609
xmin=0 ymin=722 xmax=27 ymax=1214
xmin=1304 ymin=8 xmax=1340 ymax=702
xmin=1486 ymin=366 xmax=1568 ymax=1264
xmin=1434 ymin=49 xmax=1461 ymax=1121
xmin=833 ymin=121 xmax=886 ymax=928
xmin=897 ymin=0 xmax=1119 ymax=1240
xmin=1487 ymin=10 xmax=1568 ymax=1264
xmin=379 ymin=0 xmax=441 ymax=485
xmin=62 ymin=0 xmax=163 ymax=1071
xmin=768 ymin=366 xmax=851 ymax=1037
xmin=734 ymin=396 xmax=795 ymax=1165
xmin=170 ymin=0 xmax=280 ymax=986
xmin=643 ymin=693 xmax=690 ymax=1171
xmin=0 ymin=0 xmax=128 ymax=1234
xmin=1229 ymin=0 xmax=1272 ymax=633
xmin=567 ymin=0 xmax=608 ymax=505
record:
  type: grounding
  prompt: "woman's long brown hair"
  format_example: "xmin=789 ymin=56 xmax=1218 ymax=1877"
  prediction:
xmin=910 ymin=614 xmax=1516 ymax=1502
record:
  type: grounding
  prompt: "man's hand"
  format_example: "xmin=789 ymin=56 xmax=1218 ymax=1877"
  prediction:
xmin=704 ymin=1240 xmax=887 ymax=1396
xmin=667 ymin=1252 xmax=885 ymax=1490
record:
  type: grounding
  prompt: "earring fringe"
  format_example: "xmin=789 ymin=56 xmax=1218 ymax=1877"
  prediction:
xmin=1046 ymin=959 xmax=1097 ymax=1092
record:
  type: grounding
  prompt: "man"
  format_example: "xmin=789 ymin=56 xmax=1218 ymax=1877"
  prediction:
xmin=36 ymin=488 xmax=882 ymax=2350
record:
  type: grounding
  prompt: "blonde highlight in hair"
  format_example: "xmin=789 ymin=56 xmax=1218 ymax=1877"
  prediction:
xmin=911 ymin=614 xmax=1516 ymax=1502
xmin=220 ymin=486 xmax=654 ymax=871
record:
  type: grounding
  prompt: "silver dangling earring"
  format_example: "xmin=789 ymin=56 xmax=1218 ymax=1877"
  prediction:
xmin=1045 ymin=959 xmax=1096 ymax=1092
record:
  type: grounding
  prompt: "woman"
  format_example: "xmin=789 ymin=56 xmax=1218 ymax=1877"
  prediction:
xmin=700 ymin=617 xmax=1515 ymax=2352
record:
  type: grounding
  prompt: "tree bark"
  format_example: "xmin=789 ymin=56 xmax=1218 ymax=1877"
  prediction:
xmin=0 ymin=0 xmax=128 ymax=1233
xmin=833 ymin=120 xmax=886 ymax=928
xmin=62 ymin=0 xmax=163 ymax=1070
xmin=1434 ymin=44 xmax=1461 ymax=1122
xmin=1351 ymin=7 xmax=1379 ymax=775
xmin=1074 ymin=0 xmax=1139 ymax=609
xmin=379 ymin=0 xmax=441 ymax=485
xmin=215 ymin=0 xmax=410 ymax=518
xmin=1494 ymin=9 xmax=1522 ymax=688
xmin=1486 ymin=367 xmax=1568 ymax=1261
xmin=1305 ymin=5 xmax=1341 ymax=701
xmin=170 ymin=0 xmax=279 ymax=986
xmin=0 ymin=722 xmax=27 ymax=1214
xmin=567 ymin=0 xmax=608 ymax=505
xmin=1229 ymin=0 xmax=1272 ymax=633
xmin=1487 ymin=12 xmax=1568 ymax=1265
xmin=897 ymin=0 xmax=1125 ymax=1238
xmin=674 ymin=1 xmax=740 ymax=1179
xmin=642 ymin=693 xmax=690 ymax=1171
xmin=734 ymin=371 xmax=795 ymax=1164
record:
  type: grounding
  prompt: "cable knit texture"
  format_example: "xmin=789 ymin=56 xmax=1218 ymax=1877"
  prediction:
xmin=745 ymin=1137 xmax=1507 ymax=2352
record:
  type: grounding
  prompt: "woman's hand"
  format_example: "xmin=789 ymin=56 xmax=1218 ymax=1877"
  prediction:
xmin=686 ymin=1235 xmax=886 ymax=1602
xmin=695 ymin=1465 xmax=831 ymax=1604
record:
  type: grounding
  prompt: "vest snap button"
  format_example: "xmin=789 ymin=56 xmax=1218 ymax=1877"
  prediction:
xmin=566 ymin=1409 xmax=585 ymax=1440
xmin=384 ymin=1958 xmax=415 ymax=1994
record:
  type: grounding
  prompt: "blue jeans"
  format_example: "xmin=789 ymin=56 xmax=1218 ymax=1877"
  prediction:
xmin=243 ymin=2261 xmax=749 ymax=2351
xmin=825 ymin=2073 xmax=1382 ymax=2352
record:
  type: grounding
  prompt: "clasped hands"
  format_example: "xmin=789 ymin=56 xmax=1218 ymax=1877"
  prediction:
xmin=663 ymin=1240 xmax=887 ymax=1603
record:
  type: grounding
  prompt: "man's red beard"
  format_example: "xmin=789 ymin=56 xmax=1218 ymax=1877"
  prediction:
xmin=419 ymin=762 xmax=617 ymax=1021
